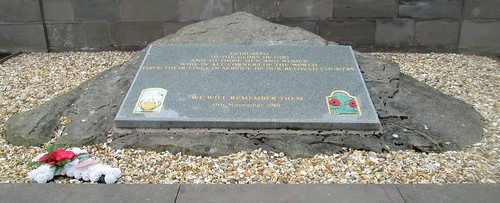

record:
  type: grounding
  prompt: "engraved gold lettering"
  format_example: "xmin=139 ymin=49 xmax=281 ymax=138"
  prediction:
xmin=280 ymin=97 xmax=304 ymax=101
xmin=230 ymin=52 xmax=270 ymax=56
xmin=226 ymin=63 xmax=261 ymax=67
xmin=220 ymin=59 xmax=240 ymax=62
xmin=147 ymin=54 xmax=357 ymax=73
xmin=180 ymin=62 xmax=197 ymax=66
xmin=267 ymin=103 xmax=281 ymax=107
xmin=236 ymin=55 xmax=260 ymax=59
xmin=291 ymin=63 xmax=318 ymax=67
xmin=212 ymin=103 xmax=226 ymax=107
xmin=320 ymin=67 xmax=355 ymax=71
xmin=281 ymin=59 xmax=309 ymax=63
xmin=207 ymin=96 xmax=226 ymax=100
xmin=189 ymin=66 xmax=209 ymax=70
xmin=283 ymin=67 xmax=319 ymax=71
xmin=230 ymin=96 xmax=277 ymax=101
xmin=228 ymin=103 xmax=265 ymax=108
xmin=274 ymin=56 xmax=289 ymax=59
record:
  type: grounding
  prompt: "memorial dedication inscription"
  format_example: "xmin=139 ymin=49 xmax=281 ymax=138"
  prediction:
xmin=115 ymin=45 xmax=381 ymax=130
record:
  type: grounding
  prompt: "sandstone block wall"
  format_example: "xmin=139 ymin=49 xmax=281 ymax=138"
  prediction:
xmin=0 ymin=0 xmax=498 ymax=55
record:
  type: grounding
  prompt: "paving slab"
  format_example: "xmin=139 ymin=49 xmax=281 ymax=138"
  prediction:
xmin=1 ymin=183 xmax=498 ymax=203
xmin=396 ymin=184 xmax=499 ymax=203
xmin=177 ymin=184 xmax=404 ymax=203
xmin=0 ymin=183 xmax=180 ymax=203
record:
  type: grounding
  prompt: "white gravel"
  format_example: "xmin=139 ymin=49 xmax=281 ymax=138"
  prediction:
xmin=0 ymin=51 xmax=498 ymax=184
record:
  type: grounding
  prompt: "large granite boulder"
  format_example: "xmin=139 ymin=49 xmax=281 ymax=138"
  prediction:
xmin=2 ymin=12 xmax=483 ymax=158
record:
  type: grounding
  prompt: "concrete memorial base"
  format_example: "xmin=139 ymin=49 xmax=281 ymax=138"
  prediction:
xmin=3 ymin=12 xmax=483 ymax=158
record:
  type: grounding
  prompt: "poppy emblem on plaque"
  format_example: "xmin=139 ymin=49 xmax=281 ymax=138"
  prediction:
xmin=326 ymin=90 xmax=362 ymax=116
xmin=133 ymin=88 xmax=168 ymax=113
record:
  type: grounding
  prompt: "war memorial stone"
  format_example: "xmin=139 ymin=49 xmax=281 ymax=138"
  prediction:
xmin=2 ymin=12 xmax=484 ymax=157
xmin=115 ymin=44 xmax=381 ymax=131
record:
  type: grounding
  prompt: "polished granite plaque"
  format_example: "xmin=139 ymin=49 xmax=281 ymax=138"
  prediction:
xmin=115 ymin=44 xmax=381 ymax=130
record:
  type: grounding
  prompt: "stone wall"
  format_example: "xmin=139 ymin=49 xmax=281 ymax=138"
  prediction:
xmin=1 ymin=0 xmax=499 ymax=55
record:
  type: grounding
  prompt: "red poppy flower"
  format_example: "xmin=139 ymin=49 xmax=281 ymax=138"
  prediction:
xmin=49 ymin=149 xmax=76 ymax=162
xmin=49 ymin=149 xmax=64 ymax=160
xmin=349 ymin=100 xmax=357 ymax=107
xmin=329 ymin=98 xmax=340 ymax=106
xmin=38 ymin=155 xmax=48 ymax=163
xmin=47 ymin=161 xmax=56 ymax=165
xmin=57 ymin=151 xmax=76 ymax=162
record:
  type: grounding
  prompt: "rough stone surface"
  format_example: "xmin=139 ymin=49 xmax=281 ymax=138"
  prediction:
xmin=3 ymin=91 xmax=79 ymax=146
xmin=164 ymin=22 xmax=193 ymax=36
xmin=277 ymin=21 xmax=317 ymax=34
xmin=2 ymin=12 xmax=484 ymax=158
xmin=384 ymin=74 xmax=483 ymax=151
xmin=56 ymin=52 xmax=148 ymax=147
xmin=154 ymin=13 xmax=327 ymax=46
xmin=234 ymin=0 xmax=281 ymax=21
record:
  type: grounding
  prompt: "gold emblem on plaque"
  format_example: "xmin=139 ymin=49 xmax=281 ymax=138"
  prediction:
xmin=133 ymin=88 xmax=168 ymax=113
xmin=326 ymin=90 xmax=362 ymax=116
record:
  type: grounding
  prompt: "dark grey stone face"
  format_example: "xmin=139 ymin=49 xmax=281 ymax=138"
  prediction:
xmin=115 ymin=44 xmax=380 ymax=130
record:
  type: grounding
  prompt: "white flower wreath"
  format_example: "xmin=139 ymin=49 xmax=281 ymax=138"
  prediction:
xmin=27 ymin=146 xmax=121 ymax=184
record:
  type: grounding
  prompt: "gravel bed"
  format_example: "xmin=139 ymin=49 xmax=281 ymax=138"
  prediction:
xmin=0 ymin=52 xmax=498 ymax=184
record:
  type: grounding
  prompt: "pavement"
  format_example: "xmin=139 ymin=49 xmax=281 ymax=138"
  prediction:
xmin=0 ymin=183 xmax=498 ymax=203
